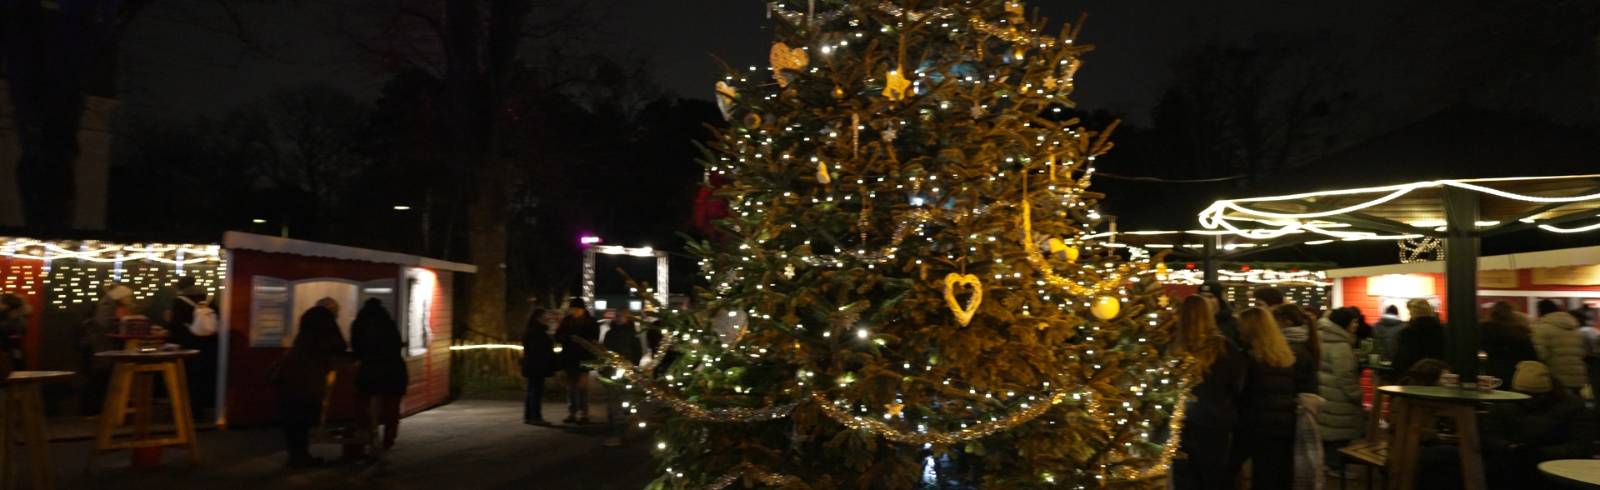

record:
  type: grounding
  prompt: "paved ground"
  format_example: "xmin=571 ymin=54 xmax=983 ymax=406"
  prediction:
xmin=46 ymin=398 xmax=656 ymax=490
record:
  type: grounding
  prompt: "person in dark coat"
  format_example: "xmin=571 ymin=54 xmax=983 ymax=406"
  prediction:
xmin=0 ymin=293 xmax=29 ymax=377
xmin=1171 ymin=295 xmax=1247 ymax=490
xmin=167 ymin=285 xmax=219 ymax=418
xmin=1196 ymin=281 xmax=1241 ymax=344
xmin=272 ymin=300 xmax=349 ymax=468
xmin=554 ymin=298 xmax=600 ymax=424
xmin=1481 ymin=361 xmax=1594 ymax=487
xmin=351 ymin=298 xmax=408 ymax=450
xmin=1229 ymin=307 xmax=1317 ymax=490
xmin=600 ymin=310 xmax=644 ymax=446
xmin=1393 ymin=299 xmax=1446 ymax=385
xmin=1479 ymin=301 xmax=1537 ymax=384
xmin=522 ymin=307 xmax=555 ymax=425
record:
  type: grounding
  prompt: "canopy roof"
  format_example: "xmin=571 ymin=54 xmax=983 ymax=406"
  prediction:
xmin=1199 ymin=174 xmax=1600 ymax=240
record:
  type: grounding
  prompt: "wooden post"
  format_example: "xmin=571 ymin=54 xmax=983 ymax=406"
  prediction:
xmin=1443 ymin=186 xmax=1481 ymax=379
xmin=1202 ymin=236 xmax=1219 ymax=284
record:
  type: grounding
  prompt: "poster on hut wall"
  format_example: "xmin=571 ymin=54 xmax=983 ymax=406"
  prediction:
xmin=1532 ymin=265 xmax=1600 ymax=286
xmin=1478 ymin=270 xmax=1520 ymax=289
xmin=250 ymin=277 xmax=291 ymax=347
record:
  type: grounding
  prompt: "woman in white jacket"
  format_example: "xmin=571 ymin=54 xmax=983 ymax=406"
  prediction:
xmin=1316 ymin=307 xmax=1366 ymax=477
xmin=1532 ymin=300 xmax=1588 ymax=392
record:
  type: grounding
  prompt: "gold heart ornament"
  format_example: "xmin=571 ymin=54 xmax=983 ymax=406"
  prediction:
xmin=769 ymin=42 xmax=809 ymax=87
xmin=943 ymin=273 xmax=983 ymax=327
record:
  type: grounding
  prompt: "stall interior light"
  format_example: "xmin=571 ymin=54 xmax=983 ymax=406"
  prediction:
xmin=595 ymin=245 xmax=656 ymax=257
xmin=252 ymin=219 xmax=267 ymax=224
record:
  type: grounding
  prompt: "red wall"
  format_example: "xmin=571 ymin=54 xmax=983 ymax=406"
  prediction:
xmin=0 ymin=258 xmax=45 ymax=369
xmin=1339 ymin=268 xmax=1600 ymax=321
xmin=223 ymin=249 xmax=454 ymax=427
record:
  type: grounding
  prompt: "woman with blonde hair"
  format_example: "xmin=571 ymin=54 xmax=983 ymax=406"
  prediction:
xmin=1171 ymin=295 xmax=1247 ymax=490
xmin=1228 ymin=307 xmax=1318 ymax=489
xmin=1394 ymin=299 xmax=1446 ymax=382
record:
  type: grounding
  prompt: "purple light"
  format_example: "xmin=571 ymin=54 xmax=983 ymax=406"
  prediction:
xmin=580 ymin=235 xmax=602 ymax=245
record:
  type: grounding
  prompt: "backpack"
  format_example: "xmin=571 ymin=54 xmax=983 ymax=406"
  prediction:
xmin=181 ymin=297 xmax=219 ymax=337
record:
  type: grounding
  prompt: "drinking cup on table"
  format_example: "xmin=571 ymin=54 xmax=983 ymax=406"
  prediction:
xmin=1440 ymin=372 xmax=1460 ymax=388
xmin=1476 ymin=375 xmax=1502 ymax=392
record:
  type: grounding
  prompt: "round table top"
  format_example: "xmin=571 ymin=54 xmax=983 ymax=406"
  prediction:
xmin=94 ymin=349 xmax=199 ymax=360
xmin=1539 ymin=459 xmax=1600 ymax=487
xmin=1378 ymin=385 xmax=1531 ymax=402
xmin=107 ymin=332 xmax=169 ymax=340
xmin=3 ymin=371 xmax=76 ymax=384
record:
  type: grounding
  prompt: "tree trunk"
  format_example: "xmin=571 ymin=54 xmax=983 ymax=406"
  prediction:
xmin=2 ymin=0 xmax=91 ymax=228
xmin=466 ymin=157 xmax=511 ymax=338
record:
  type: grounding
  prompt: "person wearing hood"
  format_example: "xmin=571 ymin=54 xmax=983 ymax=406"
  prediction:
xmin=1372 ymin=305 xmax=1405 ymax=363
xmin=1196 ymin=281 xmax=1240 ymax=344
xmin=351 ymin=298 xmax=408 ymax=450
xmin=1316 ymin=307 xmax=1366 ymax=475
xmin=1531 ymin=300 xmax=1587 ymax=392
xmin=554 ymin=298 xmax=601 ymax=424
xmin=600 ymin=310 xmax=644 ymax=447
xmin=272 ymin=299 xmax=350 ymax=468
xmin=1479 ymin=301 xmax=1537 ymax=384
xmin=1170 ymin=295 xmax=1247 ymax=490
xmin=1393 ymin=299 xmax=1446 ymax=378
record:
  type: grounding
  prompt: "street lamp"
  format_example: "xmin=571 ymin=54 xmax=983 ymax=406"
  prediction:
xmin=393 ymin=205 xmax=412 ymax=211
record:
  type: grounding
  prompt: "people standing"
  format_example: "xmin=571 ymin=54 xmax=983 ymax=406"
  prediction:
xmin=600 ymin=310 xmax=644 ymax=447
xmin=1230 ymin=307 xmax=1318 ymax=490
xmin=554 ymin=299 xmax=600 ymax=424
xmin=1170 ymin=295 xmax=1246 ymax=490
xmin=1532 ymin=300 xmax=1588 ymax=393
xmin=1479 ymin=301 xmax=1537 ymax=383
xmin=1393 ymin=299 xmax=1445 ymax=382
xmin=351 ymin=298 xmax=408 ymax=451
xmin=522 ymin=308 xmax=555 ymax=426
xmin=80 ymin=284 xmax=133 ymax=413
xmin=1316 ymin=307 xmax=1366 ymax=477
xmin=271 ymin=299 xmax=349 ymax=468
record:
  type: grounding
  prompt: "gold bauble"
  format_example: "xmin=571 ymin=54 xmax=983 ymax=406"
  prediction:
xmin=1090 ymin=295 xmax=1121 ymax=320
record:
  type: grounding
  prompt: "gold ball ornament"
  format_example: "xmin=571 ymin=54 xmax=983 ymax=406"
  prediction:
xmin=882 ymin=69 xmax=912 ymax=101
xmin=942 ymin=273 xmax=983 ymax=327
xmin=1090 ymin=295 xmax=1121 ymax=320
xmin=769 ymin=42 xmax=809 ymax=87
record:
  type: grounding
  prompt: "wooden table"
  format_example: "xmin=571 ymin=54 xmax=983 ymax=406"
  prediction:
xmin=87 ymin=350 xmax=200 ymax=471
xmin=1540 ymin=459 xmax=1600 ymax=488
xmin=2 ymin=371 xmax=74 ymax=490
xmin=1380 ymin=385 xmax=1530 ymax=490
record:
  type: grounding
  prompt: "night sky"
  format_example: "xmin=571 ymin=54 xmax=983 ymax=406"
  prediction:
xmin=120 ymin=0 xmax=1398 ymax=125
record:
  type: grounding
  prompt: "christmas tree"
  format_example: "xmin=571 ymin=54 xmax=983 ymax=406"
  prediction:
xmin=591 ymin=1 xmax=1195 ymax=488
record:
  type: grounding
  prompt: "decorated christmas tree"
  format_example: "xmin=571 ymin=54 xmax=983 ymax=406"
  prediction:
xmin=592 ymin=1 xmax=1196 ymax=488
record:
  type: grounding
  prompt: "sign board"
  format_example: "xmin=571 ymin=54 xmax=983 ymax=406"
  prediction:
xmin=1532 ymin=265 xmax=1600 ymax=286
xmin=1477 ymin=269 xmax=1521 ymax=289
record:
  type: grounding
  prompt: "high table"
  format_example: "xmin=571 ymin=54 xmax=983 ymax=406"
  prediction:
xmin=1379 ymin=385 xmax=1530 ymax=490
xmin=1540 ymin=459 xmax=1600 ymax=489
xmin=2 ymin=371 xmax=74 ymax=490
xmin=87 ymin=349 xmax=201 ymax=471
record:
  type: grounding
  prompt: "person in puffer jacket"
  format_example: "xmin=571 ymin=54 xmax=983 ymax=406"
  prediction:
xmin=1316 ymin=308 xmax=1367 ymax=471
xmin=1532 ymin=300 xmax=1587 ymax=392
xmin=1228 ymin=307 xmax=1317 ymax=490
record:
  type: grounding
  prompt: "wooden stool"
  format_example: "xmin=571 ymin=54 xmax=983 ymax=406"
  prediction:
xmin=2 ymin=371 xmax=73 ymax=490
xmin=1379 ymin=385 xmax=1529 ymax=490
xmin=86 ymin=349 xmax=201 ymax=472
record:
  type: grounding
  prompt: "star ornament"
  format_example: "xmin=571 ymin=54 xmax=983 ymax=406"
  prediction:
xmin=882 ymin=69 xmax=912 ymax=101
xmin=885 ymin=402 xmax=905 ymax=417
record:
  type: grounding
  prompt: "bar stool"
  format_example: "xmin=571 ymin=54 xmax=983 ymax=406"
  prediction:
xmin=86 ymin=349 xmax=201 ymax=472
xmin=2 ymin=371 xmax=74 ymax=490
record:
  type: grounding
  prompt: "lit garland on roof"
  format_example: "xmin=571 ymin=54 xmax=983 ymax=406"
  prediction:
xmin=0 ymin=237 xmax=225 ymax=309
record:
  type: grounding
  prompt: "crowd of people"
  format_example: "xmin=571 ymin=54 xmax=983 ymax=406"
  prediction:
xmin=521 ymin=299 xmax=666 ymax=448
xmin=1171 ymin=284 xmax=1600 ymax=489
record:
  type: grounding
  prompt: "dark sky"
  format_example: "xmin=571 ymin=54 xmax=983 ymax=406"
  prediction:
xmin=120 ymin=0 xmax=1391 ymax=125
